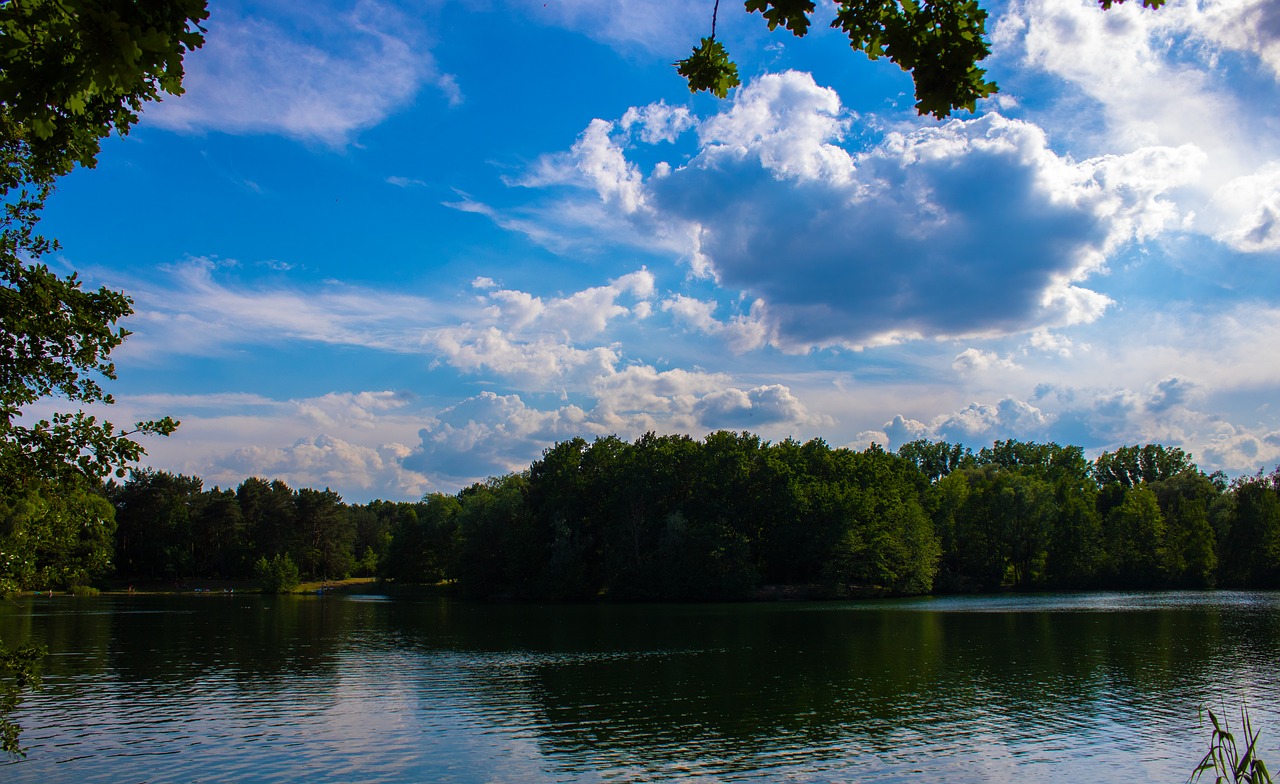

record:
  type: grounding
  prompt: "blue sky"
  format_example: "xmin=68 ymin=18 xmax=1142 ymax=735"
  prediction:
xmin=33 ymin=0 xmax=1280 ymax=501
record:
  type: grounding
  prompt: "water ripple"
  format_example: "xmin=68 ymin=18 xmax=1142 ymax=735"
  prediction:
xmin=1 ymin=592 xmax=1277 ymax=783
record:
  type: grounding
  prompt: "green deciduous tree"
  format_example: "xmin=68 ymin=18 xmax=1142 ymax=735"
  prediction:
xmin=604 ymin=432 xmax=700 ymax=596
xmin=254 ymin=552 xmax=300 ymax=594
xmin=0 ymin=0 xmax=208 ymax=187
xmin=190 ymin=487 xmax=250 ymax=578
xmin=935 ymin=466 xmax=1012 ymax=590
xmin=1 ymin=0 xmax=206 ymax=491
xmin=1 ymin=192 xmax=178 ymax=488
xmin=348 ymin=500 xmax=401 ymax=576
xmin=1219 ymin=472 xmax=1280 ymax=588
xmin=0 ymin=477 xmax=115 ymax=591
xmin=454 ymin=473 xmax=536 ymax=598
xmin=0 ymin=26 xmax=205 ymax=747
xmin=379 ymin=495 xmax=461 ymax=584
xmin=90 ymin=434 xmax=1278 ymax=597
xmin=1094 ymin=444 xmax=1196 ymax=489
xmin=1044 ymin=473 xmax=1102 ymax=588
xmin=998 ymin=471 xmax=1054 ymax=588
xmin=928 ymin=464 xmax=1056 ymax=591
xmin=978 ymin=439 xmax=1089 ymax=481
xmin=820 ymin=445 xmax=939 ymax=594
xmin=1149 ymin=470 xmax=1220 ymax=587
xmin=1103 ymin=485 xmax=1168 ymax=586
xmin=897 ymin=439 xmax=973 ymax=483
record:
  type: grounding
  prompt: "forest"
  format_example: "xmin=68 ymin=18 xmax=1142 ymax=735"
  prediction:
xmin=2 ymin=434 xmax=1277 ymax=600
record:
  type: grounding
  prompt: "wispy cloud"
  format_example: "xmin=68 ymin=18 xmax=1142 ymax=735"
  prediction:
xmin=994 ymin=0 xmax=1280 ymax=218
xmin=386 ymin=175 xmax=428 ymax=188
xmin=511 ymin=0 xmax=711 ymax=56
xmin=114 ymin=258 xmax=462 ymax=360
xmin=145 ymin=1 xmax=455 ymax=144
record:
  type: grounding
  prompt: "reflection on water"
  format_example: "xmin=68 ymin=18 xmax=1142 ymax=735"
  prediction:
xmin=1 ymin=592 xmax=1277 ymax=783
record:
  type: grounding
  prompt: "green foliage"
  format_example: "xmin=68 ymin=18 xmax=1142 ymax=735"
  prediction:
xmin=254 ymin=553 xmax=300 ymax=594
xmin=85 ymin=435 xmax=1280 ymax=599
xmin=0 ymin=0 xmax=208 ymax=187
xmin=1192 ymin=705 xmax=1274 ymax=784
xmin=0 ymin=637 xmax=43 ymax=759
xmin=355 ymin=546 xmax=379 ymax=577
xmin=237 ymin=477 xmax=298 ymax=563
xmin=109 ymin=469 xmax=204 ymax=579
xmin=68 ymin=584 xmax=99 ymax=596
xmin=1094 ymin=444 xmax=1195 ymax=488
xmin=685 ymin=0 xmax=1161 ymax=118
xmin=450 ymin=431 xmax=942 ymax=600
xmin=1103 ymin=484 xmax=1167 ymax=585
xmin=998 ymin=471 xmax=1055 ymax=587
xmin=454 ymin=473 xmax=537 ymax=598
xmin=978 ymin=439 xmax=1089 ymax=480
xmin=1 ymin=190 xmax=179 ymax=487
xmin=191 ymin=488 xmax=250 ymax=578
xmin=675 ymin=37 xmax=741 ymax=99
xmin=682 ymin=0 xmax=996 ymax=117
xmin=935 ymin=466 xmax=1017 ymax=590
xmin=380 ymin=495 xmax=459 ymax=583
xmin=0 ymin=1 xmax=204 ymax=481
xmin=897 ymin=439 xmax=973 ymax=482
xmin=745 ymin=0 xmax=817 ymax=35
xmin=1045 ymin=477 xmax=1103 ymax=588
xmin=296 ymin=488 xmax=354 ymax=580
xmin=108 ymin=472 xmax=372 ymax=585
xmin=1100 ymin=0 xmax=1165 ymax=8
xmin=832 ymin=0 xmax=997 ymax=117
xmin=817 ymin=445 xmax=940 ymax=594
xmin=940 ymin=465 xmax=1057 ymax=589
xmin=0 ymin=477 xmax=116 ymax=590
xmin=349 ymin=501 xmax=395 ymax=575
xmin=0 ymin=2 xmax=204 ymax=758
xmin=0 ymin=0 xmax=203 ymax=506
xmin=922 ymin=443 xmax=1223 ymax=593
xmin=1151 ymin=470 xmax=1220 ymax=587
xmin=1219 ymin=471 xmax=1280 ymax=588
xmin=0 ymin=1 xmax=197 ymax=526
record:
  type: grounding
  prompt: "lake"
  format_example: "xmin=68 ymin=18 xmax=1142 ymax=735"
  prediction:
xmin=1 ymin=591 xmax=1277 ymax=782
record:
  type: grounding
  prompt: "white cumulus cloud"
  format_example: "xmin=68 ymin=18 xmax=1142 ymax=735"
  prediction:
xmin=620 ymin=101 xmax=697 ymax=144
xmin=953 ymin=348 xmax=1020 ymax=374
xmin=212 ymin=435 xmax=427 ymax=500
xmin=651 ymin=75 xmax=1196 ymax=349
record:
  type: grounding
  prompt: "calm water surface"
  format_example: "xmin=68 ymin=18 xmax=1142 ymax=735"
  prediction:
xmin=1 ymin=592 xmax=1277 ymax=782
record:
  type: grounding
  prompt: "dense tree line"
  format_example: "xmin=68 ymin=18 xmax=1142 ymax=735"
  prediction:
xmin=389 ymin=435 xmax=1279 ymax=599
xmin=3 ymin=471 xmax=420 ymax=592
xmin=105 ymin=473 xmax=409 ymax=591
xmin=3 ymin=433 xmax=1279 ymax=598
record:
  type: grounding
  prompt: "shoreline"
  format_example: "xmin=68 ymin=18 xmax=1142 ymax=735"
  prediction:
xmin=21 ymin=582 xmax=1274 ymax=603
xmin=22 ymin=577 xmax=383 ymax=597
